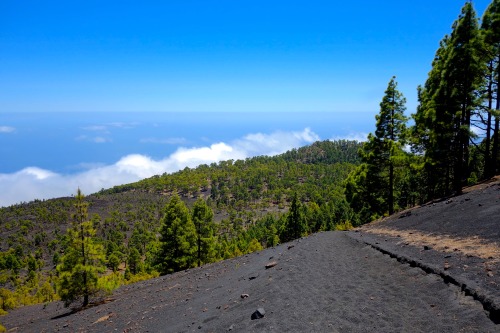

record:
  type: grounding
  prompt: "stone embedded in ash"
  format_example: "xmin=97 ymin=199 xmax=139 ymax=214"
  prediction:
xmin=265 ymin=261 xmax=278 ymax=269
xmin=241 ymin=293 xmax=249 ymax=299
xmin=251 ymin=307 xmax=265 ymax=320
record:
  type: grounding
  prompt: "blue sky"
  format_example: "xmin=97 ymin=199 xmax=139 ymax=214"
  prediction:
xmin=0 ymin=1 xmax=493 ymax=206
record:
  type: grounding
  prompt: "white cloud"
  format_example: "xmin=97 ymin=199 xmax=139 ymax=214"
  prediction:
xmin=0 ymin=126 xmax=15 ymax=133
xmin=83 ymin=122 xmax=138 ymax=132
xmin=82 ymin=125 xmax=108 ymax=132
xmin=109 ymin=122 xmax=138 ymax=129
xmin=20 ymin=167 xmax=57 ymax=180
xmin=234 ymin=128 xmax=320 ymax=156
xmin=75 ymin=135 xmax=112 ymax=143
xmin=93 ymin=137 xmax=111 ymax=143
xmin=470 ymin=125 xmax=484 ymax=138
xmin=332 ymin=132 xmax=369 ymax=142
xmin=0 ymin=128 xmax=319 ymax=207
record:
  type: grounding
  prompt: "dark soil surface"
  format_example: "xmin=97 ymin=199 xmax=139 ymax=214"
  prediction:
xmin=2 ymin=233 xmax=497 ymax=332
xmin=2 ymin=180 xmax=499 ymax=332
xmin=349 ymin=179 xmax=500 ymax=324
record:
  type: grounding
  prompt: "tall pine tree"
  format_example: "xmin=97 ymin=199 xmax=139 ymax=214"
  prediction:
xmin=447 ymin=2 xmax=485 ymax=193
xmin=280 ymin=194 xmax=305 ymax=242
xmin=157 ymin=195 xmax=197 ymax=274
xmin=57 ymin=189 xmax=106 ymax=307
xmin=412 ymin=2 xmax=484 ymax=197
xmin=412 ymin=37 xmax=456 ymax=199
xmin=346 ymin=77 xmax=407 ymax=222
xmin=192 ymin=197 xmax=217 ymax=267
xmin=482 ymin=0 xmax=500 ymax=178
xmin=375 ymin=76 xmax=408 ymax=215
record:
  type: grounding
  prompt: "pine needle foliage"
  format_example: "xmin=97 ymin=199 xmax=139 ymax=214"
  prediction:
xmin=56 ymin=189 xmax=106 ymax=307
xmin=157 ymin=195 xmax=197 ymax=274
xmin=192 ymin=197 xmax=217 ymax=267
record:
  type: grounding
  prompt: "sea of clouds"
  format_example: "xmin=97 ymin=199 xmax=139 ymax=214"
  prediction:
xmin=0 ymin=128 xmax=326 ymax=207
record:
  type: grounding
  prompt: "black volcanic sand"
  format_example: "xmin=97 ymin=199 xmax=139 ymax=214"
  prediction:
xmin=3 ymin=231 xmax=498 ymax=332
xmin=349 ymin=179 xmax=500 ymax=324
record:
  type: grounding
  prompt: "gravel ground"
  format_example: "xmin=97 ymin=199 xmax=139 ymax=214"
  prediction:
xmin=2 ymin=232 xmax=497 ymax=332
xmin=349 ymin=179 xmax=500 ymax=324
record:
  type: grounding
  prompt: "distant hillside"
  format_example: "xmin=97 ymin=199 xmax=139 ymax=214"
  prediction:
xmin=0 ymin=139 xmax=361 ymax=312
xmin=105 ymin=139 xmax=361 ymax=197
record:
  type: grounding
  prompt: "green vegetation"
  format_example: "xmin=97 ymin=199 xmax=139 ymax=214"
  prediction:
xmin=346 ymin=77 xmax=409 ymax=222
xmin=0 ymin=1 xmax=498 ymax=317
xmin=0 ymin=140 xmax=361 ymax=312
xmin=192 ymin=197 xmax=217 ymax=267
xmin=156 ymin=195 xmax=198 ymax=274
xmin=56 ymin=189 xmax=107 ymax=307
xmin=347 ymin=1 xmax=500 ymax=223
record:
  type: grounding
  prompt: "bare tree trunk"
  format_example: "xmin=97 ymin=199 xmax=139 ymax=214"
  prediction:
xmin=485 ymin=62 xmax=494 ymax=178
xmin=493 ymin=72 xmax=500 ymax=176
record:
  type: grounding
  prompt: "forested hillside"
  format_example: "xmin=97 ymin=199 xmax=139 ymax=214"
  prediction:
xmin=1 ymin=0 xmax=499 ymax=320
xmin=0 ymin=140 xmax=361 ymax=311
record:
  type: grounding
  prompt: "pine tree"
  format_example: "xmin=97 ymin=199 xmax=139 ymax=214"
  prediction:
xmin=127 ymin=247 xmax=141 ymax=274
xmin=374 ymin=76 xmax=408 ymax=215
xmin=412 ymin=2 xmax=484 ymax=197
xmin=56 ymin=189 xmax=106 ymax=307
xmin=191 ymin=197 xmax=216 ymax=267
xmin=346 ymin=77 xmax=408 ymax=222
xmin=157 ymin=195 xmax=197 ymax=274
xmin=281 ymin=194 xmax=304 ymax=242
xmin=446 ymin=2 xmax=485 ymax=193
xmin=482 ymin=0 xmax=500 ymax=178
xmin=412 ymin=37 xmax=455 ymax=198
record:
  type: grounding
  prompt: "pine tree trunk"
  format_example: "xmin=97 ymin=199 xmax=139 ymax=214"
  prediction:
xmin=485 ymin=63 xmax=493 ymax=178
xmin=493 ymin=117 xmax=499 ymax=175
xmin=389 ymin=161 xmax=394 ymax=215
xmin=493 ymin=76 xmax=500 ymax=175
xmin=81 ymin=220 xmax=88 ymax=307
xmin=198 ymin=223 xmax=201 ymax=267
xmin=389 ymin=91 xmax=395 ymax=215
xmin=454 ymin=114 xmax=464 ymax=195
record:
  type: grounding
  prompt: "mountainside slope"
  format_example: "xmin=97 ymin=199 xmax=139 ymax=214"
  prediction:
xmin=0 ymin=140 xmax=361 ymax=310
xmin=2 ymin=231 xmax=497 ymax=332
xmin=2 ymin=179 xmax=500 ymax=331
xmin=349 ymin=177 xmax=500 ymax=322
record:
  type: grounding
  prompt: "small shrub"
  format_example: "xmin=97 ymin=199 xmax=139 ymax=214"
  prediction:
xmin=335 ymin=220 xmax=353 ymax=231
xmin=125 ymin=271 xmax=159 ymax=284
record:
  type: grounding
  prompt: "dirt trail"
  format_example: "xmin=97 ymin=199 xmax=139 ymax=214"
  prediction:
xmin=349 ymin=178 xmax=500 ymax=326
xmin=3 ymin=232 xmax=497 ymax=332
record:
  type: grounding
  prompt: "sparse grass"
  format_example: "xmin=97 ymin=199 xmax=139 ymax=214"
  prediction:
xmin=335 ymin=221 xmax=354 ymax=231
xmin=124 ymin=271 xmax=160 ymax=284
xmin=363 ymin=227 xmax=500 ymax=261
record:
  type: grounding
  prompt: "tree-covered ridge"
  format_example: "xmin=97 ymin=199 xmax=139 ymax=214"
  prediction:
xmin=0 ymin=140 xmax=361 ymax=312
xmin=101 ymin=140 xmax=361 ymax=214
xmin=346 ymin=1 xmax=500 ymax=224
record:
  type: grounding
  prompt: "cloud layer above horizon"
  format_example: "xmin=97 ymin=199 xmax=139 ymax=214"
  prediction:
xmin=0 ymin=128 xmax=321 ymax=207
